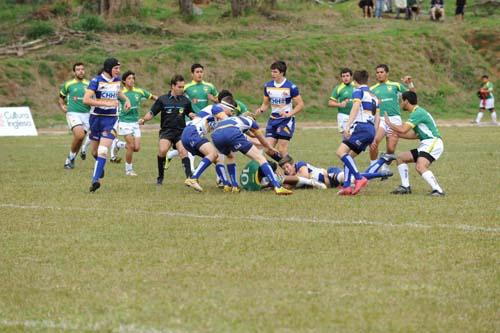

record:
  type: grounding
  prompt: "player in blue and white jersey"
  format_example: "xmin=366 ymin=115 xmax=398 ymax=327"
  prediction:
xmin=182 ymin=96 xmax=237 ymax=192
xmin=279 ymin=156 xmax=392 ymax=189
xmin=83 ymin=58 xmax=131 ymax=192
xmin=211 ymin=115 xmax=293 ymax=195
xmin=335 ymin=70 xmax=380 ymax=196
xmin=255 ymin=61 xmax=304 ymax=161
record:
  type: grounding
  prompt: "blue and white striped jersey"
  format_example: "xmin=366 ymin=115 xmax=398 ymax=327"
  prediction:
xmin=263 ymin=79 xmax=300 ymax=119
xmin=351 ymin=85 xmax=379 ymax=123
xmin=214 ymin=115 xmax=259 ymax=134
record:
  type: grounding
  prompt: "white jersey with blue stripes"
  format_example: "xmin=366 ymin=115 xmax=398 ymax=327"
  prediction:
xmin=352 ymin=85 xmax=378 ymax=124
xmin=187 ymin=104 xmax=224 ymax=137
xmin=214 ymin=115 xmax=259 ymax=134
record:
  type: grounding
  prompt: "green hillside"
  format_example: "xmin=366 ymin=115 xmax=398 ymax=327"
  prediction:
xmin=0 ymin=0 xmax=498 ymax=127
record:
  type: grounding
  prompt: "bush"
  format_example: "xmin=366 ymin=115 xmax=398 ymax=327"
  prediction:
xmin=72 ymin=15 xmax=106 ymax=32
xmin=26 ymin=21 xmax=55 ymax=40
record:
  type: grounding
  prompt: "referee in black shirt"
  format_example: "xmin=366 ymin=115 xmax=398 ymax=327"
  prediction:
xmin=140 ymin=75 xmax=195 ymax=185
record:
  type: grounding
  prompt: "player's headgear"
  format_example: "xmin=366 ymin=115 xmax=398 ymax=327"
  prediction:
xmin=103 ymin=58 xmax=120 ymax=75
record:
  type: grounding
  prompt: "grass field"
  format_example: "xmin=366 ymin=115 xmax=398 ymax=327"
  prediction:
xmin=0 ymin=124 xmax=498 ymax=332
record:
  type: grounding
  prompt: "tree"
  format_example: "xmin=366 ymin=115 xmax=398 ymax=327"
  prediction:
xmin=230 ymin=0 xmax=257 ymax=17
xmin=82 ymin=0 xmax=142 ymax=16
xmin=179 ymin=0 xmax=193 ymax=16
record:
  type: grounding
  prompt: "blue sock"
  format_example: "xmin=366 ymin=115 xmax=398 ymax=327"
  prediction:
xmin=364 ymin=157 xmax=385 ymax=173
xmin=360 ymin=172 xmax=389 ymax=180
xmin=192 ymin=157 xmax=212 ymax=179
xmin=343 ymin=165 xmax=351 ymax=188
xmin=227 ymin=163 xmax=238 ymax=187
xmin=215 ymin=164 xmax=230 ymax=186
xmin=260 ymin=162 xmax=281 ymax=188
xmin=92 ymin=157 xmax=106 ymax=183
xmin=341 ymin=154 xmax=361 ymax=180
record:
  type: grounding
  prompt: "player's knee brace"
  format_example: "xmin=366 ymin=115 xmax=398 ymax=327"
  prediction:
xmin=97 ymin=145 xmax=108 ymax=158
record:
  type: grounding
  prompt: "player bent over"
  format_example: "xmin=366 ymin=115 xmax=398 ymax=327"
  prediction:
xmin=385 ymin=91 xmax=445 ymax=196
xmin=211 ymin=115 xmax=292 ymax=195
xmin=336 ymin=70 xmax=380 ymax=196
xmin=83 ymin=58 xmax=131 ymax=192
xmin=182 ymin=97 xmax=237 ymax=192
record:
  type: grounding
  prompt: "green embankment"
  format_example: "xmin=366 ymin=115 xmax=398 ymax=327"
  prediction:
xmin=0 ymin=0 xmax=498 ymax=127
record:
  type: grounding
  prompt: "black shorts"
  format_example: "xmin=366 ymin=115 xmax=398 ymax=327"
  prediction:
xmin=455 ymin=5 xmax=464 ymax=15
xmin=159 ymin=128 xmax=183 ymax=145
xmin=359 ymin=0 xmax=373 ymax=7
xmin=411 ymin=149 xmax=435 ymax=164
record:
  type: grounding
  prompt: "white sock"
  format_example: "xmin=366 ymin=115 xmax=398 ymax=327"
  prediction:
xmin=476 ymin=112 xmax=484 ymax=123
xmin=69 ymin=151 xmax=77 ymax=160
xmin=125 ymin=163 xmax=133 ymax=172
xmin=188 ymin=152 xmax=195 ymax=173
xmin=167 ymin=150 xmax=178 ymax=160
xmin=491 ymin=111 xmax=497 ymax=123
xmin=398 ymin=163 xmax=410 ymax=187
xmin=117 ymin=140 xmax=126 ymax=149
xmin=110 ymin=139 xmax=117 ymax=158
xmin=81 ymin=135 xmax=91 ymax=153
xmin=296 ymin=176 xmax=313 ymax=187
xmin=421 ymin=170 xmax=443 ymax=192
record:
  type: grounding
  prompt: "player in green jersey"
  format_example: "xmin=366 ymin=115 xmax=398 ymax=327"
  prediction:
xmin=328 ymin=68 xmax=354 ymax=137
xmin=184 ymin=63 xmax=219 ymax=114
xmin=369 ymin=64 xmax=415 ymax=172
xmin=166 ymin=63 xmax=219 ymax=171
xmin=58 ymin=62 xmax=91 ymax=169
xmin=114 ymin=70 xmax=158 ymax=176
xmin=384 ymin=91 xmax=445 ymax=196
xmin=473 ymin=75 xmax=497 ymax=125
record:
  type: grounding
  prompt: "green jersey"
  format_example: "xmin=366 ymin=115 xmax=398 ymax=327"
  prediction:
xmin=59 ymin=79 xmax=90 ymax=113
xmin=406 ymin=106 xmax=441 ymax=141
xmin=240 ymin=160 xmax=263 ymax=191
xmin=234 ymin=99 xmax=248 ymax=116
xmin=330 ymin=82 xmax=354 ymax=115
xmin=184 ymin=80 xmax=218 ymax=114
xmin=481 ymin=81 xmax=494 ymax=99
xmin=370 ymin=81 xmax=408 ymax=117
xmin=119 ymin=87 xmax=153 ymax=123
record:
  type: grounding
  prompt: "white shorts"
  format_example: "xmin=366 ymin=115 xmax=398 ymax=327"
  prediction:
xmin=417 ymin=138 xmax=444 ymax=161
xmin=118 ymin=121 xmax=141 ymax=137
xmin=66 ymin=112 xmax=90 ymax=131
xmin=337 ymin=113 xmax=350 ymax=133
xmin=380 ymin=115 xmax=402 ymax=135
xmin=479 ymin=97 xmax=495 ymax=109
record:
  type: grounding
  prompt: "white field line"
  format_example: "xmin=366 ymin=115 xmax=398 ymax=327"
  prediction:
xmin=0 ymin=319 xmax=177 ymax=333
xmin=1 ymin=203 xmax=498 ymax=234
xmin=36 ymin=121 xmax=496 ymax=135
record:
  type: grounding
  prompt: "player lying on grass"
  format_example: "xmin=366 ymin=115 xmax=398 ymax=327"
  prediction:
xmin=277 ymin=155 xmax=393 ymax=189
xmin=211 ymin=114 xmax=293 ymax=195
xmin=182 ymin=96 xmax=237 ymax=192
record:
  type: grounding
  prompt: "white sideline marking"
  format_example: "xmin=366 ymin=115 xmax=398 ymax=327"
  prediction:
xmin=1 ymin=203 xmax=498 ymax=234
xmin=0 ymin=319 xmax=178 ymax=333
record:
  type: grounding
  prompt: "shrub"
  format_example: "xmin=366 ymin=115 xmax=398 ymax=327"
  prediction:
xmin=26 ymin=21 xmax=55 ymax=40
xmin=72 ymin=15 xmax=106 ymax=32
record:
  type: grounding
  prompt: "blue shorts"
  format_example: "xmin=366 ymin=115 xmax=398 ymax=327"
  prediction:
xmin=265 ymin=117 xmax=295 ymax=140
xmin=212 ymin=127 xmax=253 ymax=156
xmin=343 ymin=122 xmax=375 ymax=154
xmin=89 ymin=115 xmax=118 ymax=141
xmin=181 ymin=125 xmax=209 ymax=157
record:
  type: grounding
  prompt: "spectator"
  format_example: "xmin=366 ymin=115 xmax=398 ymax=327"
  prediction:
xmin=455 ymin=0 xmax=465 ymax=20
xmin=431 ymin=0 xmax=445 ymax=21
xmin=395 ymin=0 xmax=408 ymax=18
xmin=408 ymin=0 xmax=420 ymax=19
xmin=359 ymin=0 xmax=374 ymax=17
xmin=375 ymin=0 xmax=385 ymax=17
